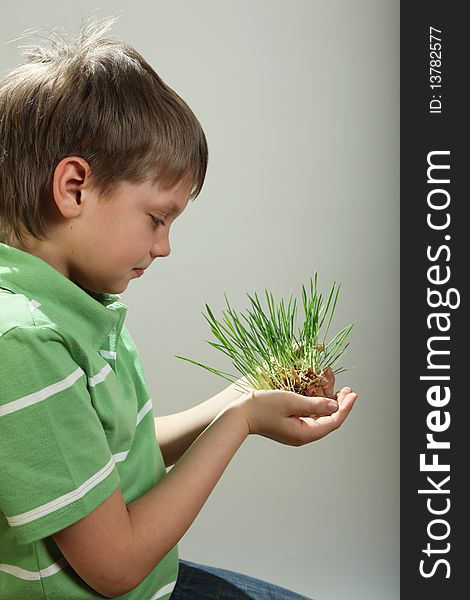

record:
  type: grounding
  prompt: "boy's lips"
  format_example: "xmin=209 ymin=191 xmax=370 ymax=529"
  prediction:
xmin=133 ymin=268 xmax=145 ymax=277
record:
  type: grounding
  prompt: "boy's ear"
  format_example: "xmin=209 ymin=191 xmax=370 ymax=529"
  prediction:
xmin=52 ymin=157 xmax=93 ymax=219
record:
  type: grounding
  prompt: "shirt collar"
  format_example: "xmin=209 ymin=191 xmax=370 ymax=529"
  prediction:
xmin=0 ymin=243 xmax=127 ymax=350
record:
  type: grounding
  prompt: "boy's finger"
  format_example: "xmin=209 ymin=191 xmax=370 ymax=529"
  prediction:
xmin=331 ymin=392 xmax=357 ymax=426
xmin=306 ymin=368 xmax=335 ymax=398
xmin=335 ymin=386 xmax=352 ymax=404
xmin=322 ymin=367 xmax=335 ymax=398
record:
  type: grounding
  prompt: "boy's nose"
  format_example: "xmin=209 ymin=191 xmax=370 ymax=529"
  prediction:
xmin=150 ymin=239 xmax=171 ymax=259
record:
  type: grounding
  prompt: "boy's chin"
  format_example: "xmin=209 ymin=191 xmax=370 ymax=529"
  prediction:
xmin=80 ymin=278 xmax=129 ymax=296
xmin=105 ymin=282 xmax=129 ymax=295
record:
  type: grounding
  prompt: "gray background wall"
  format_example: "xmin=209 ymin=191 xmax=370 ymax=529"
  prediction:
xmin=1 ymin=2 xmax=399 ymax=599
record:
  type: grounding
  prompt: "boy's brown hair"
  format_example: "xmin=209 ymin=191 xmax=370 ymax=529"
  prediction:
xmin=0 ymin=15 xmax=208 ymax=245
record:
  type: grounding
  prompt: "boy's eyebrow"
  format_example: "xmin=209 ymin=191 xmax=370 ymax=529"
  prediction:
xmin=166 ymin=199 xmax=187 ymax=216
xmin=150 ymin=199 xmax=178 ymax=214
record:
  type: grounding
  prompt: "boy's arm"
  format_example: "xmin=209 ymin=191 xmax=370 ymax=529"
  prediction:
xmin=54 ymin=400 xmax=250 ymax=597
xmin=154 ymin=380 xmax=246 ymax=467
xmin=52 ymin=388 xmax=353 ymax=597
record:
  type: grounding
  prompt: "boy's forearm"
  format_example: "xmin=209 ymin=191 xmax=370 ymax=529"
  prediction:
xmin=127 ymin=400 xmax=249 ymax=587
xmin=154 ymin=381 xmax=245 ymax=466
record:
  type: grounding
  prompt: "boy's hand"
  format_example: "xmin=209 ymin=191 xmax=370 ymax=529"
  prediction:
xmin=234 ymin=385 xmax=357 ymax=446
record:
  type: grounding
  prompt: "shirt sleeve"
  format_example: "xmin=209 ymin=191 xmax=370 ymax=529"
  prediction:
xmin=0 ymin=325 xmax=121 ymax=545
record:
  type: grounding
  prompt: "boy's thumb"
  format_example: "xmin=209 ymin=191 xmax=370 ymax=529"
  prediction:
xmin=290 ymin=393 xmax=338 ymax=417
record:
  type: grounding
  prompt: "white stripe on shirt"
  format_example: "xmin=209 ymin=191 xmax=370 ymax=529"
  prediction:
xmin=0 ymin=558 xmax=67 ymax=581
xmin=6 ymin=458 xmax=116 ymax=527
xmin=113 ymin=450 xmax=129 ymax=463
xmin=88 ymin=364 xmax=112 ymax=387
xmin=113 ymin=401 xmax=153 ymax=465
xmin=27 ymin=299 xmax=41 ymax=313
xmin=99 ymin=350 xmax=117 ymax=360
xmin=136 ymin=398 xmax=153 ymax=426
xmin=149 ymin=580 xmax=177 ymax=599
xmin=0 ymin=367 xmax=85 ymax=418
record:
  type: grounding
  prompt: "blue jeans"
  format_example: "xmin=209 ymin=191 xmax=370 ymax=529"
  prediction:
xmin=170 ymin=559 xmax=313 ymax=599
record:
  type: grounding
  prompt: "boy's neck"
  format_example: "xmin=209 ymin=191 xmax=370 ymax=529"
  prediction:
xmin=11 ymin=234 xmax=71 ymax=281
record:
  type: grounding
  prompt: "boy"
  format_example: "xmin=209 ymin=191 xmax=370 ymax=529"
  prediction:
xmin=0 ymin=16 xmax=357 ymax=599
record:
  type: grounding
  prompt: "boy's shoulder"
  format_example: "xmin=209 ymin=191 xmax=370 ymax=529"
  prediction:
xmin=0 ymin=243 xmax=93 ymax=343
xmin=0 ymin=288 xmax=46 ymax=338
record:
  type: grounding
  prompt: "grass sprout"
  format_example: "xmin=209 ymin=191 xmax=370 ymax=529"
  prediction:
xmin=175 ymin=274 xmax=354 ymax=396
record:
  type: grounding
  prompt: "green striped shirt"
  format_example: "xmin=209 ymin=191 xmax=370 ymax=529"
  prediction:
xmin=0 ymin=243 xmax=178 ymax=599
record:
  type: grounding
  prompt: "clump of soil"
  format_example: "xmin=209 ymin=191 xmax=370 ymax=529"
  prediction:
xmin=258 ymin=362 xmax=325 ymax=396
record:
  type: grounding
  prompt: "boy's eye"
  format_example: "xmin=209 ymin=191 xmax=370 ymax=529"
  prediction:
xmin=151 ymin=216 xmax=166 ymax=228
